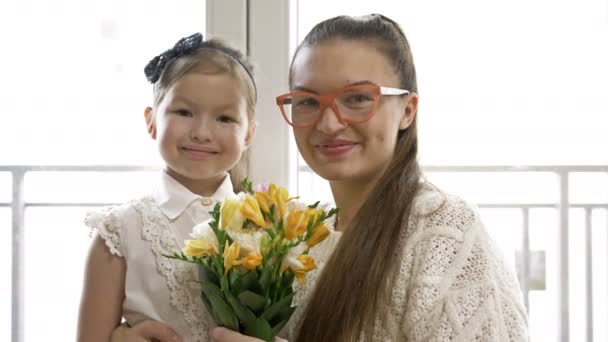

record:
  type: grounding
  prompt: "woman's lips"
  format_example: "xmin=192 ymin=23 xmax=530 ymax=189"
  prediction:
xmin=316 ymin=140 xmax=357 ymax=157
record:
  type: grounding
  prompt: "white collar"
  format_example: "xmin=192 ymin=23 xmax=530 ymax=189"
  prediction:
xmin=153 ymin=171 xmax=235 ymax=220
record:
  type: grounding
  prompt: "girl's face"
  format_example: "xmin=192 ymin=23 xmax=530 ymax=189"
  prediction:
xmin=149 ymin=67 xmax=254 ymax=189
xmin=290 ymin=39 xmax=417 ymax=183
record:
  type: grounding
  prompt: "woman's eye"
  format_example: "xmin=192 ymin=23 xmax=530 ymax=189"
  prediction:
xmin=348 ymin=94 xmax=373 ymax=103
xmin=295 ymin=97 xmax=319 ymax=107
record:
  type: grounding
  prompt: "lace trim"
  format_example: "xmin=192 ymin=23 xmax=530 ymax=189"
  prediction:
xmin=84 ymin=206 xmax=123 ymax=257
xmin=134 ymin=196 xmax=209 ymax=341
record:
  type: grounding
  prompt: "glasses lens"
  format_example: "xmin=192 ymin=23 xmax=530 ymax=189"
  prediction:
xmin=335 ymin=87 xmax=377 ymax=122
xmin=281 ymin=94 xmax=320 ymax=126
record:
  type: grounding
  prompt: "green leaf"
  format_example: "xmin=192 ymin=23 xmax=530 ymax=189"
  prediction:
xmin=200 ymin=291 xmax=220 ymax=323
xmin=200 ymin=281 xmax=239 ymax=330
xmin=271 ymin=316 xmax=292 ymax=337
xmin=259 ymin=265 xmax=273 ymax=294
xmin=244 ymin=317 xmax=274 ymax=342
xmin=261 ymin=294 xmax=293 ymax=322
xmin=228 ymin=269 xmax=239 ymax=289
xmin=273 ymin=305 xmax=295 ymax=325
xmin=307 ymin=201 xmax=320 ymax=209
xmin=241 ymin=177 xmax=254 ymax=194
xmin=198 ymin=264 xmax=220 ymax=287
xmin=238 ymin=290 xmax=267 ymax=312
xmin=225 ymin=291 xmax=257 ymax=329
xmin=235 ymin=271 xmax=263 ymax=295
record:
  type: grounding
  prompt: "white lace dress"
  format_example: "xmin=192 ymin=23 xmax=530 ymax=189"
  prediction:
xmin=84 ymin=172 xmax=235 ymax=342
xmin=282 ymin=184 xmax=529 ymax=341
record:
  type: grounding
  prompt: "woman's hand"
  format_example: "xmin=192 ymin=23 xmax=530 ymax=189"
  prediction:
xmin=110 ymin=320 xmax=182 ymax=342
xmin=210 ymin=327 xmax=287 ymax=342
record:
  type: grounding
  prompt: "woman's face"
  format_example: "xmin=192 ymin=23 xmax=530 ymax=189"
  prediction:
xmin=290 ymin=39 xmax=417 ymax=183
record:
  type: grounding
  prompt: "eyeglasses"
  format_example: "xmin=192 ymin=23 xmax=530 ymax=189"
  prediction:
xmin=275 ymin=84 xmax=410 ymax=128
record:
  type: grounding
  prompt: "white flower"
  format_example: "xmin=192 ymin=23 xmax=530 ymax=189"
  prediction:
xmin=190 ymin=219 xmax=220 ymax=254
xmin=280 ymin=241 xmax=308 ymax=272
xmin=227 ymin=229 xmax=266 ymax=257
xmin=286 ymin=200 xmax=308 ymax=213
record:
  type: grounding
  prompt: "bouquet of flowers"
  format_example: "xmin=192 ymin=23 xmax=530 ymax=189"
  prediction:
xmin=166 ymin=179 xmax=337 ymax=341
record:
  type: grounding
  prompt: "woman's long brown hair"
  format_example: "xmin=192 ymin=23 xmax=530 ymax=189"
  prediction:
xmin=291 ymin=14 xmax=422 ymax=341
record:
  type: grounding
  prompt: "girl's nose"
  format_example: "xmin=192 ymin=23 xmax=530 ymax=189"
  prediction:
xmin=190 ymin=117 xmax=213 ymax=142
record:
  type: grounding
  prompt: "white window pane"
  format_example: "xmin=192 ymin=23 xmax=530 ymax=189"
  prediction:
xmin=569 ymin=208 xmax=588 ymax=341
xmin=591 ymin=210 xmax=608 ymax=342
xmin=295 ymin=0 xmax=608 ymax=166
xmin=529 ymin=208 xmax=559 ymax=342
xmin=24 ymin=171 xmax=158 ymax=203
xmin=24 ymin=207 xmax=99 ymax=342
xmin=570 ymin=172 xmax=608 ymax=204
xmin=0 ymin=0 xmax=207 ymax=165
xmin=1 ymin=209 xmax=11 ymax=342
xmin=295 ymin=171 xmax=333 ymax=205
xmin=479 ymin=209 xmax=522 ymax=273
xmin=425 ymin=172 xmax=558 ymax=204
xmin=0 ymin=172 xmax=10 ymax=203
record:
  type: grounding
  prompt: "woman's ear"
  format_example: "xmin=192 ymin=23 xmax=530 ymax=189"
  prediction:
xmin=399 ymin=93 xmax=418 ymax=130
xmin=144 ymin=107 xmax=157 ymax=139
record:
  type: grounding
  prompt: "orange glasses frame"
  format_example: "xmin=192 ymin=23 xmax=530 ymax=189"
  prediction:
xmin=275 ymin=84 xmax=410 ymax=128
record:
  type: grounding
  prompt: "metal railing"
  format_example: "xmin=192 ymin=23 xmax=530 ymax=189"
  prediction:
xmin=3 ymin=164 xmax=608 ymax=342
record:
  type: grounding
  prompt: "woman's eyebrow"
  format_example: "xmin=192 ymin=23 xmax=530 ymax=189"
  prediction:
xmin=292 ymin=80 xmax=376 ymax=93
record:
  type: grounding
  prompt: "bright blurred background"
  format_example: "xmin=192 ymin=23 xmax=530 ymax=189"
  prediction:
xmin=1 ymin=1 xmax=607 ymax=341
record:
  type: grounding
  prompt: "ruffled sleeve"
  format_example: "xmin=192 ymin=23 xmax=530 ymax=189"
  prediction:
xmin=84 ymin=205 xmax=125 ymax=257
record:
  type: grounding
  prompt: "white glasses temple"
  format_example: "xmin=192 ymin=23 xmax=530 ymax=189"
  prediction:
xmin=379 ymin=86 xmax=410 ymax=96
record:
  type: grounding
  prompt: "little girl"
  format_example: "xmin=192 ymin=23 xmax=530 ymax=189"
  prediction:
xmin=77 ymin=33 xmax=257 ymax=342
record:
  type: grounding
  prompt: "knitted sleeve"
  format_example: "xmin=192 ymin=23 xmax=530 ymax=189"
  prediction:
xmin=402 ymin=195 xmax=529 ymax=341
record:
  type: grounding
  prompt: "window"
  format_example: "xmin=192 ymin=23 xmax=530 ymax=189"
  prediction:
xmin=290 ymin=1 xmax=608 ymax=341
xmin=1 ymin=0 xmax=207 ymax=340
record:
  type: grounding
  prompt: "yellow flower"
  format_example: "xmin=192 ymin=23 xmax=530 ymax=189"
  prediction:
xmin=221 ymin=198 xmax=245 ymax=231
xmin=307 ymin=208 xmax=324 ymax=223
xmin=255 ymin=191 xmax=273 ymax=214
xmin=240 ymin=195 xmax=267 ymax=228
xmin=241 ymin=252 xmax=263 ymax=270
xmin=306 ymin=223 xmax=330 ymax=248
xmin=280 ymin=241 xmax=307 ymax=273
xmin=268 ymin=184 xmax=289 ymax=216
xmin=223 ymin=240 xmax=241 ymax=274
xmin=183 ymin=240 xmax=217 ymax=257
xmin=285 ymin=210 xmax=309 ymax=240
xmin=293 ymin=255 xmax=316 ymax=284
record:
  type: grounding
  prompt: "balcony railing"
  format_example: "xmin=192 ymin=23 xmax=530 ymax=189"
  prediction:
xmin=3 ymin=164 xmax=608 ymax=342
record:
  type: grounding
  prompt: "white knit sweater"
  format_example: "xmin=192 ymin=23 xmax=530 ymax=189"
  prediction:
xmin=282 ymin=184 xmax=529 ymax=341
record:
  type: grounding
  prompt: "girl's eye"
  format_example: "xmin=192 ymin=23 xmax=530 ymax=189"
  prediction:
xmin=218 ymin=115 xmax=237 ymax=123
xmin=175 ymin=109 xmax=192 ymax=117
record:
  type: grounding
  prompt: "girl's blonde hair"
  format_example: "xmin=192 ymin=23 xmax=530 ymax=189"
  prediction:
xmin=150 ymin=38 xmax=256 ymax=192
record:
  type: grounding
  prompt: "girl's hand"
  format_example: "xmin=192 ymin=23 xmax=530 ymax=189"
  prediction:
xmin=110 ymin=320 xmax=182 ymax=342
xmin=210 ymin=327 xmax=287 ymax=342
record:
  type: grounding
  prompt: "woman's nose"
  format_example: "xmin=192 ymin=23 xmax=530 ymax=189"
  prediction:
xmin=315 ymin=104 xmax=347 ymax=134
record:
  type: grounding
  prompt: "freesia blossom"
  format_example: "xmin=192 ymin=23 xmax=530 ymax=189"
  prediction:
xmin=241 ymin=252 xmax=263 ymax=270
xmin=223 ymin=240 xmax=241 ymax=274
xmin=221 ymin=197 xmax=245 ymax=232
xmin=227 ymin=229 xmax=266 ymax=256
xmin=306 ymin=223 xmax=330 ymax=248
xmin=240 ymin=195 xmax=267 ymax=227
